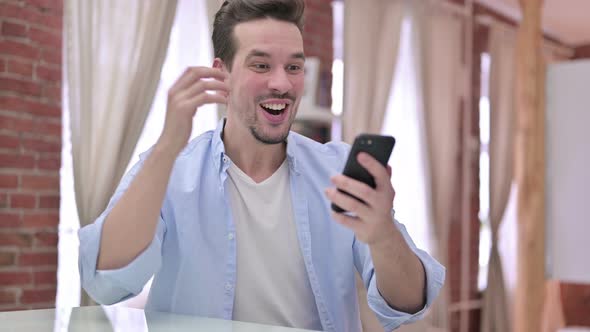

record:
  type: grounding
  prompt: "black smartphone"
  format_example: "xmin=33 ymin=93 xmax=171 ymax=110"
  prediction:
xmin=331 ymin=134 xmax=396 ymax=213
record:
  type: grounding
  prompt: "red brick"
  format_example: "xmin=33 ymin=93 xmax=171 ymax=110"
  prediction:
xmin=0 ymin=96 xmax=60 ymax=117
xmin=0 ymin=114 xmax=35 ymax=133
xmin=0 ymin=271 xmax=32 ymax=286
xmin=6 ymin=59 xmax=34 ymax=77
xmin=0 ymin=3 xmax=43 ymax=23
xmin=38 ymin=195 xmax=59 ymax=209
xmin=0 ymin=232 xmax=33 ymax=247
xmin=21 ymin=212 xmax=59 ymax=228
xmin=37 ymin=155 xmax=60 ymax=170
xmin=34 ymin=231 xmax=58 ymax=247
xmin=0 ymin=174 xmax=18 ymax=189
xmin=0 ymin=40 xmax=40 ymax=60
xmin=19 ymin=252 xmax=57 ymax=266
xmin=33 ymin=270 xmax=56 ymax=286
xmin=0 ymin=134 xmax=20 ymax=149
xmin=36 ymin=14 xmax=62 ymax=31
xmin=35 ymin=65 xmax=61 ymax=82
xmin=28 ymin=0 xmax=57 ymax=10
xmin=34 ymin=120 xmax=61 ymax=137
xmin=0 ymin=252 xmax=16 ymax=266
xmin=29 ymin=27 xmax=61 ymax=49
xmin=1 ymin=21 xmax=28 ymax=38
xmin=21 ymin=288 xmax=56 ymax=304
xmin=42 ymin=85 xmax=61 ymax=101
xmin=28 ymin=0 xmax=63 ymax=12
xmin=21 ymin=137 xmax=61 ymax=153
xmin=0 ymin=193 xmax=7 ymax=208
xmin=10 ymin=193 xmax=36 ymax=209
xmin=40 ymin=48 xmax=60 ymax=65
xmin=0 ymin=77 xmax=42 ymax=96
xmin=0 ymin=152 xmax=35 ymax=169
xmin=0 ymin=289 xmax=18 ymax=305
xmin=0 ymin=4 xmax=61 ymax=31
xmin=21 ymin=175 xmax=59 ymax=191
xmin=34 ymin=105 xmax=61 ymax=118
xmin=0 ymin=212 xmax=21 ymax=227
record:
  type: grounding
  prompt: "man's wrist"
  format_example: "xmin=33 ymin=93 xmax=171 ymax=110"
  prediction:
xmin=368 ymin=221 xmax=401 ymax=251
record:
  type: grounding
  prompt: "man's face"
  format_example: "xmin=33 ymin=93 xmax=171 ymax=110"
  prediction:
xmin=225 ymin=18 xmax=305 ymax=145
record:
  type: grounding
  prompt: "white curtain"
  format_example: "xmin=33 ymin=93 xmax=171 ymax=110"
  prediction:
xmin=342 ymin=0 xmax=405 ymax=143
xmin=125 ymin=0 xmax=218 ymax=174
xmin=343 ymin=1 xmax=406 ymax=330
xmin=480 ymin=22 xmax=516 ymax=332
xmin=413 ymin=2 xmax=465 ymax=330
xmin=383 ymin=16 xmax=438 ymax=332
xmin=65 ymin=0 xmax=178 ymax=305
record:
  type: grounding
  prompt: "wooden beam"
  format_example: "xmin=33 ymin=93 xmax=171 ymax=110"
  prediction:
xmin=514 ymin=0 xmax=546 ymax=331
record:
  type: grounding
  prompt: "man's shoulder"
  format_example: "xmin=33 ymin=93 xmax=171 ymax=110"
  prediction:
xmin=288 ymin=131 xmax=350 ymax=166
xmin=179 ymin=130 xmax=215 ymax=157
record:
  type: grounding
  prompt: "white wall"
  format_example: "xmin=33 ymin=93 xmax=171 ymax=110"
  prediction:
xmin=545 ymin=60 xmax=590 ymax=283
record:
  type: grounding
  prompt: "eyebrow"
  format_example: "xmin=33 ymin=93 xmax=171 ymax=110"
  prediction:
xmin=245 ymin=49 xmax=306 ymax=61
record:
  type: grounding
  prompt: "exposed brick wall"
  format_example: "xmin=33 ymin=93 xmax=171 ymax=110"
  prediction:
xmin=303 ymin=0 xmax=333 ymax=108
xmin=0 ymin=0 xmax=62 ymax=311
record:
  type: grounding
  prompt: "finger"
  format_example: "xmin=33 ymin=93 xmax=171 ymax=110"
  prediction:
xmin=324 ymin=188 xmax=371 ymax=219
xmin=170 ymin=67 xmax=228 ymax=95
xmin=330 ymin=211 xmax=362 ymax=233
xmin=177 ymin=79 xmax=229 ymax=101
xmin=330 ymin=174 xmax=376 ymax=208
xmin=182 ymin=92 xmax=227 ymax=113
xmin=357 ymin=153 xmax=391 ymax=190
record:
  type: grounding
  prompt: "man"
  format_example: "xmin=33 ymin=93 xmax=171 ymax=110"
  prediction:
xmin=78 ymin=0 xmax=444 ymax=331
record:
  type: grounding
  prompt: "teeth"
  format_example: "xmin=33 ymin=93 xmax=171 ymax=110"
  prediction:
xmin=261 ymin=103 xmax=286 ymax=111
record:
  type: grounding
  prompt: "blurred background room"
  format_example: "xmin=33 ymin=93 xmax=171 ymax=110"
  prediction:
xmin=0 ymin=0 xmax=589 ymax=331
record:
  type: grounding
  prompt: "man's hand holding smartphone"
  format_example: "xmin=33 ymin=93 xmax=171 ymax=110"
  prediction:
xmin=324 ymin=134 xmax=398 ymax=246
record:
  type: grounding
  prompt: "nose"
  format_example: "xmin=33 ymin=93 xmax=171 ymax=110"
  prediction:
xmin=267 ymin=68 xmax=293 ymax=95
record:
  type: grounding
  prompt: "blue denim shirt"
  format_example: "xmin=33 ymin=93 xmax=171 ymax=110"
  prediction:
xmin=78 ymin=120 xmax=445 ymax=332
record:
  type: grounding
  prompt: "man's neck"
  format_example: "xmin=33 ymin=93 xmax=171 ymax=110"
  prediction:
xmin=222 ymin=118 xmax=287 ymax=183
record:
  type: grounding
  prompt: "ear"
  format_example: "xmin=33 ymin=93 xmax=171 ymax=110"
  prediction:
xmin=213 ymin=58 xmax=225 ymax=71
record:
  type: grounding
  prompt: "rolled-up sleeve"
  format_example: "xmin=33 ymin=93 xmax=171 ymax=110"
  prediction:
xmin=353 ymin=216 xmax=445 ymax=331
xmin=78 ymin=153 xmax=166 ymax=305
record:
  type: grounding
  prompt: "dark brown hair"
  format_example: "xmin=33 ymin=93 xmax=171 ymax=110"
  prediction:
xmin=212 ymin=0 xmax=305 ymax=71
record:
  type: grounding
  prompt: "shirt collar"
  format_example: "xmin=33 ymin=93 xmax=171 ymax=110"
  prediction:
xmin=211 ymin=118 xmax=301 ymax=176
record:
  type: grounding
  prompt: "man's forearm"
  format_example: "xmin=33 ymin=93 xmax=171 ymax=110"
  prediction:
xmin=370 ymin=225 xmax=426 ymax=314
xmin=97 ymin=142 xmax=178 ymax=270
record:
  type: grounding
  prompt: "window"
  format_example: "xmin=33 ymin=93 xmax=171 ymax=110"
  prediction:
xmin=478 ymin=52 xmax=491 ymax=291
xmin=381 ymin=16 xmax=433 ymax=253
xmin=331 ymin=1 xmax=344 ymax=141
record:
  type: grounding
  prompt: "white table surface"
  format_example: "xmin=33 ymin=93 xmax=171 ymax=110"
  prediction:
xmin=0 ymin=306 xmax=322 ymax=332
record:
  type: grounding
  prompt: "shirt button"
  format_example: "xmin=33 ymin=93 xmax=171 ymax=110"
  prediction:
xmin=225 ymin=283 xmax=232 ymax=291
xmin=228 ymin=233 xmax=234 ymax=240
xmin=222 ymin=156 xmax=229 ymax=163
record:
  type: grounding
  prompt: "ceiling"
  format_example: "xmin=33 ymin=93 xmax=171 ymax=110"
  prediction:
xmin=475 ymin=0 xmax=590 ymax=47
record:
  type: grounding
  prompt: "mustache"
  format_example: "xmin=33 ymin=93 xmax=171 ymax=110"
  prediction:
xmin=255 ymin=93 xmax=296 ymax=103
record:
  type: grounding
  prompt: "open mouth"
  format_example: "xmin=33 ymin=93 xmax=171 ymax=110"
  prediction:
xmin=260 ymin=103 xmax=287 ymax=115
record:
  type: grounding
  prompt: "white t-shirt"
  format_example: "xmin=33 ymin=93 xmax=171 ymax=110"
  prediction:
xmin=227 ymin=159 xmax=322 ymax=330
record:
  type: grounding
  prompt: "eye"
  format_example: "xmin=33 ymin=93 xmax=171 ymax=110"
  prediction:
xmin=287 ymin=64 xmax=303 ymax=73
xmin=250 ymin=63 xmax=270 ymax=72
